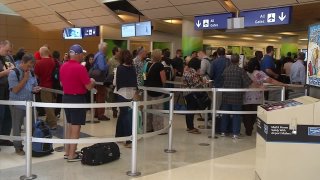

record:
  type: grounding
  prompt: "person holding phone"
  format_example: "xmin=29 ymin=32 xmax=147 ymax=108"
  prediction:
xmin=8 ymin=54 xmax=40 ymax=155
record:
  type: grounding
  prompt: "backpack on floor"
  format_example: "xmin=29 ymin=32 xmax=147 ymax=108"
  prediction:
xmin=32 ymin=119 xmax=54 ymax=157
xmin=81 ymin=143 xmax=120 ymax=166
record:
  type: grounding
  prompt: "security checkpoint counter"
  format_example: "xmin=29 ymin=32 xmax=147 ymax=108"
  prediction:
xmin=255 ymin=96 xmax=320 ymax=180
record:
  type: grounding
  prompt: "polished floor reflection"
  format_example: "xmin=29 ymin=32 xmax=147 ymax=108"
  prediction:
xmin=0 ymin=111 xmax=257 ymax=180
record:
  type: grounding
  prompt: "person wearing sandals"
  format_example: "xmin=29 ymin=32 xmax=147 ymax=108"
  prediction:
xmin=182 ymin=58 xmax=209 ymax=134
xmin=60 ymin=44 xmax=95 ymax=162
xmin=113 ymin=50 xmax=138 ymax=148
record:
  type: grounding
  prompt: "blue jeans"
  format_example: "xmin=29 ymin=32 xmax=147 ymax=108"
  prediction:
xmin=115 ymin=95 xmax=132 ymax=138
xmin=220 ymin=104 xmax=242 ymax=135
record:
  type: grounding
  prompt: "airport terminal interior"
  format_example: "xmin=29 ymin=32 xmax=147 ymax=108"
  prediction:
xmin=1 ymin=0 xmax=320 ymax=180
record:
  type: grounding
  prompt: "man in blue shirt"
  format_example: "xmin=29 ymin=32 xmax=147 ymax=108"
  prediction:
xmin=261 ymin=46 xmax=279 ymax=79
xmin=92 ymin=42 xmax=109 ymax=121
xmin=210 ymin=47 xmax=230 ymax=110
xmin=210 ymin=47 xmax=230 ymax=88
xmin=8 ymin=54 xmax=40 ymax=155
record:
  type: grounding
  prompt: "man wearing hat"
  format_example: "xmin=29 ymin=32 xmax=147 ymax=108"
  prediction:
xmin=59 ymin=44 xmax=95 ymax=162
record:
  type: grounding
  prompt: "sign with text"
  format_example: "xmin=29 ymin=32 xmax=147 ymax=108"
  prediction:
xmin=194 ymin=13 xmax=232 ymax=30
xmin=239 ymin=7 xmax=291 ymax=27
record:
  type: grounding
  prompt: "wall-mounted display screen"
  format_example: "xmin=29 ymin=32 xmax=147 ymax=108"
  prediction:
xmin=82 ymin=26 xmax=99 ymax=37
xmin=63 ymin=28 xmax=82 ymax=39
xmin=121 ymin=23 xmax=136 ymax=38
xmin=135 ymin=21 xmax=152 ymax=36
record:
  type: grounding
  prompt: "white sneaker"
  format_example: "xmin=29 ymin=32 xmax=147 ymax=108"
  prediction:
xmin=232 ymin=135 xmax=240 ymax=139
xmin=220 ymin=133 xmax=226 ymax=137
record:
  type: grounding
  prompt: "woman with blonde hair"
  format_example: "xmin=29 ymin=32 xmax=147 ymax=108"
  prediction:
xmin=145 ymin=49 xmax=166 ymax=133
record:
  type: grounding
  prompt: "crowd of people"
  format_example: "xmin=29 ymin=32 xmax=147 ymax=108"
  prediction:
xmin=0 ymin=40 xmax=306 ymax=159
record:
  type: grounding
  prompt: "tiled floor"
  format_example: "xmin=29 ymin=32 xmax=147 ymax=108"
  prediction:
xmin=0 ymin=111 xmax=257 ymax=180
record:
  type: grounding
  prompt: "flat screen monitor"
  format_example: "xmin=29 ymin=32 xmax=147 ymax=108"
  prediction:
xmin=121 ymin=23 xmax=136 ymax=38
xmin=135 ymin=21 xmax=152 ymax=36
xmin=82 ymin=26 xmax=99 ymax=37
xmin=63 ymin=28 xmax=82 ymax=39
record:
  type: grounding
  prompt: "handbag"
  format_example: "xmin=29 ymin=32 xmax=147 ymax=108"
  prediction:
xmin=192 ymin=92 xmax=211 ymax=110
xmin=174 ymin=92 xmax=187 ymax=111
xmin=81 ymin=143 xmax=120 ymax=166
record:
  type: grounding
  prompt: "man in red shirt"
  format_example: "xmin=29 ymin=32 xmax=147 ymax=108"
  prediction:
xmin=60 ymin=44 xmax=95 ymax=162
xmin=34 ymin=46 xmax=58 ymax=129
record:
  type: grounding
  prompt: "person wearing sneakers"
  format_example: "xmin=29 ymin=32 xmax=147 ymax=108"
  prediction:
xmin=182 ymin=58 xmax=211 ymax=134
xmin=8 ymin=54 xmax=40 ymax=155
xmin=220 ymin=54 xmax=254 ymax=139
xmin=60 ymin=44 xmax=95 ymax=162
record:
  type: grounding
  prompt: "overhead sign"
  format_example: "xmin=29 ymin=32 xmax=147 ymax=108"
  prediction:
xmin=194 ymin=13 xmax=232 ymax=30
xmin=239 ymin=7 xmax=291 ymax=27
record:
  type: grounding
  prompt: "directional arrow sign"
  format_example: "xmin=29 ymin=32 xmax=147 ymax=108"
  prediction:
xmin=194 ymin=13 xmax=232 ymax=30
xmin=279 ymin=12 xmax=286 ymax=21
xmin=196 ymin=20 xmax=201 ymax=28
xmin=239 ymin=7 xmax=291 ymax=27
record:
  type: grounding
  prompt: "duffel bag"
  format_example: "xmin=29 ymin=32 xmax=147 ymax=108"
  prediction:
xmin=81 ymin=143 xmax=120 ymax=166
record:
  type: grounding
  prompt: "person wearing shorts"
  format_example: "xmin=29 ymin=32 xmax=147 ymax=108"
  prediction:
xmin=59 ymin=44 xmax=95 ymax=162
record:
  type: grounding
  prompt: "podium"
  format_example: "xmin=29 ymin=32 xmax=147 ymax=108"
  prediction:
xmin=255 ymin=96 xmax=320 ymax=180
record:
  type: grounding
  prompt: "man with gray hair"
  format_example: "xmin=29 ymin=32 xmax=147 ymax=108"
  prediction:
xmin=0 ymin=40 xmax=14 ymax=147
xmin=91 ymin=42 xmax=109 ymax=121
xmin=34 ymin=46 xmax=58 ymax=130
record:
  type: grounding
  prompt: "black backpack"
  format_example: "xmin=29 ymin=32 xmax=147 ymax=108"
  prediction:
xmin=32 ymin=119 xmax=54 ymax=157
xmin=163 ymin=65 xmax=173 ymax=81
xmin=81 ymin=143 xmax=120 ymax=166
xmin=52 ymin=60 xmax=61 ymax=89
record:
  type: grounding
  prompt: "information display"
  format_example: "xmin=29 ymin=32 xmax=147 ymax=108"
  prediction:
xmin=307 ymin=23 xmax=320 ymax=87
xmin=239 ymin=7 xmax=291 ymax=27
xmin=63 ymin=28 xmax=82 ymax=39
xmin=136 ymin=21 xmax=152 ymax=36
xmin=82 ymin=26 xmax=99 ymax=37
xmin=194 ymin=13 xmax=232 ymax=30
xmin=121 ymin=23 xmax=135 ymax=38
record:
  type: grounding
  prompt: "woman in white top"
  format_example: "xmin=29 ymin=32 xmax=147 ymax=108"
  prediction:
xmin=243 ymin=60 xmax=284 ymax=136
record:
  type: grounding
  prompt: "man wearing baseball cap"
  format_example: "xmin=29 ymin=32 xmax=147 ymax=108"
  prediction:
xmin=59 ymin=44 xmax=95 ymax=162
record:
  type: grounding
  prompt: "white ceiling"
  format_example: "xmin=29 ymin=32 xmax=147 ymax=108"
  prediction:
xmin=0 ymin=0 xmax=121 ymax=31
xmin=129 ymin=0 xmax=228 ymax=18
xmin=0 ymin=0 xmax=320 ymax=32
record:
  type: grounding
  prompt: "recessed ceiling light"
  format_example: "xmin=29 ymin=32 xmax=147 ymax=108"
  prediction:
xmin=299 ymin=38 xmax=308 ymax=41
xmin=163 ymin=19 xmax=182 ymax=24
xmin=279 ymin=32 xmax=297 ymax=36
xmin=211 ymin=35 xmax=228 ymax=38
xmin=242 ymin=37 xmax=254 ymax=40
xmin=266 ymin=39 xmax=278 ymax=42
xmin=252 ymin=34 xmax=263 ymax=37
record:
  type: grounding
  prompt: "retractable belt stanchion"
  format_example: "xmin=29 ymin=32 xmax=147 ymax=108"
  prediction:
xmin=143 ymin=89 xmax=148 ymax=134
xmin=281 ymin=86 xmax=286 ymax=101
xmin=86 ymin=88 xmax=99 ymax=123
xmin=165 ymin=93 xmax=176 ymax=153
xmin=127 ymin=101 xmax=141 ymax=177
xmin=305 ymin=86 xmax=308 ymax=96
xmin=20 ymin=101 xmax=37 ymax=180
xmin=210 ymin=88 xmax=217 ymax=139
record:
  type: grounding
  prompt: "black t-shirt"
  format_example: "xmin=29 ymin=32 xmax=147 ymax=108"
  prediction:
xmin=145 ymin=62 xmax=164 ymax=97
xmin=172 ymin=57 xmax=184 ymax=76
